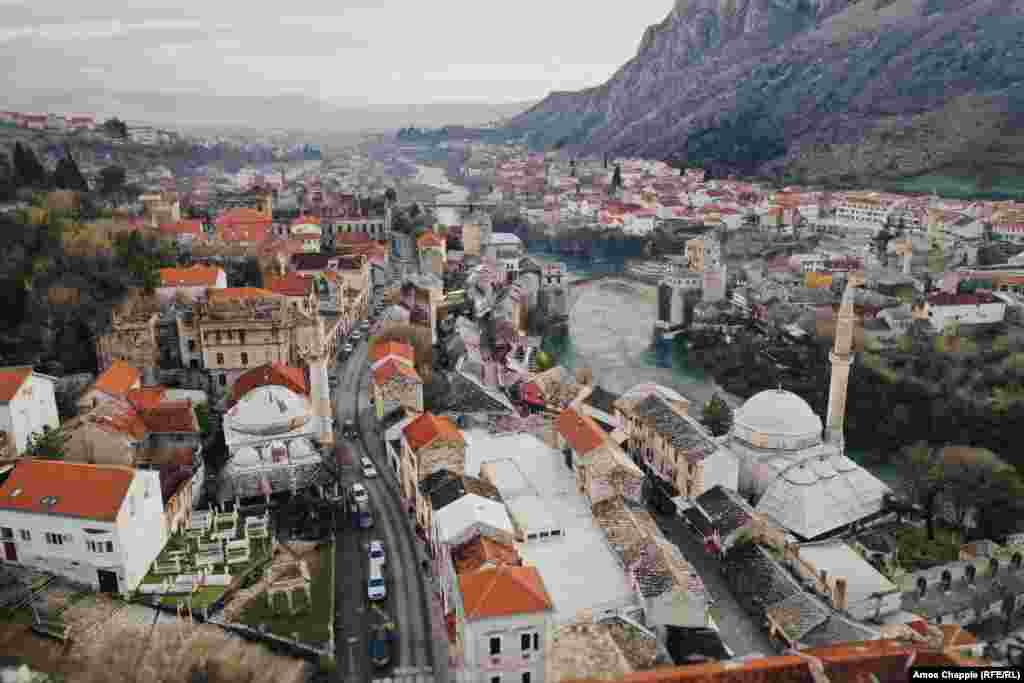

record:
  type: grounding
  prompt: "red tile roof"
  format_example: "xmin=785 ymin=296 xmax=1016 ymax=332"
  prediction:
xmin=0 ymin=459 xmax=135 ymax=522
xmin=403 ymin=412 xmax=464 ymax=452
xmin=266 ymin=273 xmax=315 ymax=297
xmin=141 ymin=401 xmax=198 ymax=433
xmin=291 ymin=215 xmax=321 ymax=225
xmin=218 ymin=222 xmax=269 ymax=244
xmin=159 ymin=265 xmax=223 ymax=287
xmin=0 ymin=367 xmax=32 ymax=403
xmin=452 ymin=536 xmax=522 ymax=574
xmin=459 ymin=565 xmax=553 ymax=620
xmin=94 ymin=361 xmax=141 ymax=398
xmin=417 ymin=232 xmax=445 ymax=248
xmin=556 ymin=408 xmax=606 ymax=455
xmin=373 ymin=359 xmax=422 ymax=385
xmin=335 ymin=232 xmax=373 ymax=245
xmin=125 ymin=386 xmax=167 ymax=412
xmin=230 ymin=363 xmax=308 ymax=405
xmin=215 ymin=207 xmax=269 ymax=225
xmin=370 ymin=340 xmax=414 ymax=364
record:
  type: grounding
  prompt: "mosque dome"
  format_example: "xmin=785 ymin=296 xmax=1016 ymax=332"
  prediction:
xmin=732 ymin=389 xmax=823 ymax=450
xmin=225 ymin=385 xmax=311 ymax=437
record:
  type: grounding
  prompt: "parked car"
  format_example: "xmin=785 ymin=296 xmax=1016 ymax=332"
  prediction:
xmin=361 ymin=457 xmax=378 ymax=478
xmin=369 ymin=623 xmax=395 ymax=667
xmin=351 ymin=483 xmax=368 ymax=505
xmin=367 ymin=562 xmax=387 ymax=601
xmin=368 ymin=540 xmax=385 ymax=564
xmin=342 ymin=343 xmax=354 ymax=354
xmin=351 ymin=331 xmax=363 ymax=341
xmin=343 ymin=420 xmax=357 ymax=438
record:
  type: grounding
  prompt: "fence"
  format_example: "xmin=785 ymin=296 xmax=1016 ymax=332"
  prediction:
xmin=206 ymin=615 xmax=333 ymax=659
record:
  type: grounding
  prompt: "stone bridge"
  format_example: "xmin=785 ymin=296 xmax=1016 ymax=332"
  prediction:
xmin=564 ymin=274 xmax=650 ymax=317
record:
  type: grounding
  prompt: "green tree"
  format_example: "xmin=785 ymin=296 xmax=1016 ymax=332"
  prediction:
xmin=194 ymin=402 xmax=212 ymax=436
xmin=611 ymin=164 xmax=623 ymax=193
xmin=409 ymin=203 xmax=421 ymax=220
xmin=384 ymin=187 xmax=397 ymax=204
xmin=534 ymin=350 xmax=554 ymax=372
xmin=54 ymin=150 xmax=88 ymax=192
xmin=701 ymin=392 xmax=734 ymax=437
xmin=102 ymin=117 xmax=128 ymax=138
xmin=893 ymin=442 xmax=946 ymax=540
xmin=25 ymin=425 xmax=69 ymax=460
xmin=99 ymin=165 xmax=126 ymax=196
xmin=12 ymin=142 xmax=48 ymax=188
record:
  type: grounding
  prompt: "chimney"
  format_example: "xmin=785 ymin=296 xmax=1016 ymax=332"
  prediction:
xmin=834 ymin=577 xmax=848 ymax=612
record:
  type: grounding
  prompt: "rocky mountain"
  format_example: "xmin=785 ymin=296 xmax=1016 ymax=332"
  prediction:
xmin=505 ymin=0 xmax=1024 ymax=184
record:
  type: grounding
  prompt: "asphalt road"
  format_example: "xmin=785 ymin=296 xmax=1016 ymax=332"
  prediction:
xmin=649 ymin=508 xmax=778 ymax=658
xmin=332 ymin=303 xmax=441 ymax=683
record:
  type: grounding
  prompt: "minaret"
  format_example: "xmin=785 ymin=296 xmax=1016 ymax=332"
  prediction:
xmin=825 ymin=272 xmax=864 ymax=450
xmin=302 ymin=336 xmax=334 ymax=448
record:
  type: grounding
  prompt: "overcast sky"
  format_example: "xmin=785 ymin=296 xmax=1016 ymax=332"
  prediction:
xmin=0 ymin=0 xmax=672 ymax=105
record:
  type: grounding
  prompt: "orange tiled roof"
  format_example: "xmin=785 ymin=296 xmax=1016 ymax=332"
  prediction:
xmin=141 ymin=401 xmax=197 ymax=433
xmin=560 ymin=639 xmax=981 ymax=683
xmin=373 ymin=359 xmax=422 ymax=385
xmin=459 ymin=565 xmax=553 ymax=620
xmin=87 ymin=402 xmax=148 ymax=440
xmin=291 ymin=215 xmax=321 ymax=225
xmin=207 ymin=287 xmax=278 ymax=303
xmin=417 ymin=232 xmax=445 ymax=248
xmin=452 ymin=535 xmax=522 ymax=574
xmin=125 ymin=386 xmax=167 ymax=412
xmin=556 ymin=408 xmax=606 ymax=455
xmin=159 ymin=265 xmax=223 ymax=287
xmin=403 ymin=412 xmax=464 ymax=452
xmin=218 ymin=222 xmax=269 ymax=244
xmin=266 ymin=273 xmax=315 ymax=297
xmin=230 ymin=363 xmax=308 ymax=405
xmin=0 ymin=367 xmax=32 ymax=403
xmin=94 ymin=361 xmax=141 ymax=398
xmin=215 ymin=207 xmax=269 ymax=225
xmin=370 ymin=340 xmax=414 ymax=364
xmin=0 ymin=459 xmax=135 ymax=522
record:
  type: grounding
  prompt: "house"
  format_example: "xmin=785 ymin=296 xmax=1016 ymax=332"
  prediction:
xmin=372 ymin=360 xmax=423 ymax=419
xmin=369 ymin=340 xmax=415 ymax=370
xmin=156 ymin=265 xmax=226 ymax=304
xmin=401 ymin=413 xmax=466 ymax=531
xmin=289 ymin=216 xmax=322 ymax=253
xmin=912 ymin=292 xmax=1006 ymax=332
xmin=549 ymin=617 xmax=663 ymax=683
xmin=265 ymin=273 xmax=319 ymax=316
xmin=77 ymin=361 xmax=142 ymax=412
xmin=0 ymin=367 xmax=60 ymax=456
xmin=681 ymin=485 xmax=758 ymax=554
xmin=455 ymin=565 xmax=554 ymax=683
xmin=158 ymin=219 xmax=206 ymax=248
xmin=0 ymin=459 xmax=166 ymax=593
xmin=215 ymin=208 xmax=272 ymax=247
xmin=417 ymin=232 xmax=447 ymax=278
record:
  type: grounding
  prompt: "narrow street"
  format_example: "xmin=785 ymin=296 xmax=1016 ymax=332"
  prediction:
xmin=649 ymin=509 xmax=777 ymax=658
xmin=332 ymin=309 xmax=443 ymax=683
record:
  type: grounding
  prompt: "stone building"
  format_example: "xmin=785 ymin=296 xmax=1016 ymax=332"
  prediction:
xmin=400 ymin=412 xmax=467 ymax=531
xmin=372 ymin=360 xmax=423 ymax=420
xmin=401 ymin=274 xmax=445 ymax=344
xmin=96 ymin=296 xmax=161 ymax=384
xmin=417 ymin=231 xmax=447 ymax=279
xmin=195 ymin=288 xmax=322 ymax=401
xmin=461 ymin=219 xmax=492 ymax=258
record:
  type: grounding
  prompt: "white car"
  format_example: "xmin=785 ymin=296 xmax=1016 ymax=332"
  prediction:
xmin=351 ymin=331 xmax=363 ymax=341
xmin=351 ymin=483 xmax=368 ymax=505
xmin=342 ymin=343 xmax=354 ymax=354
xmin=361 ymin=457 xmax=378 ymax=478
xmin=368 ymin=540 xmax=385 ymax=564
xmin=368 ymin=564 xmax=387 ymax=601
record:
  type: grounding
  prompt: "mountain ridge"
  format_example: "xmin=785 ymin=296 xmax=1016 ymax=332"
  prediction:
xmin=505 ymin=0 xmax=1024 ymax=183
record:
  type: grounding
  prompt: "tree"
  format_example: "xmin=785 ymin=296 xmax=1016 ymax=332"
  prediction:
xmin=102 ymin=117 xmax=128 ymax=138
xmin=99 ymin=165 xmax=127 ymax=196
xmin=25 ymin=424 xmax=69 ymax=460
xmin=534 ymin=350 xmax=554 ymax=372
xmin=893 ymin=442 xmax=945 ymax=540
xmin=611 ymin=164 xmax=623 ymax=193
xmin=384 ymin=187 xmax=397 ymax=205
xmin=54 ymin=150 xmax=88 ymax=192
xmin=12 ymin=142 xmax=48 ymax=188
xmin=701 ymin=393 xmax=734 ymax=437
xmin=409 ymin=203 xmax=421 ymax=220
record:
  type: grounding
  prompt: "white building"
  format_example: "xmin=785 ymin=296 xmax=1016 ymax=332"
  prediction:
xmin=0 ymin=460 xmax=165 ymax=593
xmin=129 ymin=126 xmax=159 ymax=145
xmin=913 ymin=292 xmax=1006 ymax=332
xmin=0 ymin=367 xmax=59 ymax=456
xmin=156 ymin=265 xmax=227 ymax=305
xmin=485 ymin=233 xmax=525 ymax=285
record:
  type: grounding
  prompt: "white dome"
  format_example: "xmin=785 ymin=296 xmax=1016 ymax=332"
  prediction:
xmin=733 ymin=389 xmax=823 ymax=450
xmin=225 ymin=385 xmax=311 ymax=436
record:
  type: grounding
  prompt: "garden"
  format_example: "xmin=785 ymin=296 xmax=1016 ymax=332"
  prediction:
xmin=136 ymin=508 xmax=273 ymax=612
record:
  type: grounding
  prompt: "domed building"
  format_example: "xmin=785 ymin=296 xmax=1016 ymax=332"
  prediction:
xmin=219 ymin=363 xmax=332 ymax=503
xmin=727 ymin=387 xmax=890 ymax=541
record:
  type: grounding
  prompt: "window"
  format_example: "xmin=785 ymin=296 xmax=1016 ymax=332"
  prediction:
xmin=44 ymin=533 xmax=64 ymax=545
xmin=219 ymin=374 xmax=226 ymax=387
xmin=521 ymin=633 xmax=531 ymax=651
xmin=19 ymin=530 xmax=30 ymax=542
xmin=226 ymin=331 xmax=233 ymax=340
xmin=239 ymin=331 xmax=246 ymax=344
xmin=0 ymin=527 xmax=11 ymax=540
xmin=215 ymin=332 xmax=221 ymax=343
xmin=216 ymin=353 xmax=224 ymax=365
xmin=86 ymin=540 xmax=113 ymax=553
xmin=241 ymin=352 xmax=249 ymax=366
xmin=489 ymin=636 xmax=501 ymax=655
xmin=533 ymin=633 xmax=539 ymax=650
xmin=187 ymin=339 xmax=196 ymax=352
xmin=522 ymin=674 xmax=531 ymax=683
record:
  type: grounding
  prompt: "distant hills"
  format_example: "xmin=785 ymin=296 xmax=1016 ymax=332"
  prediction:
xmin=5 ymin=88 xmax=533 ymax=134
xmin=499 ymin=0 xmax=1024 ymax=185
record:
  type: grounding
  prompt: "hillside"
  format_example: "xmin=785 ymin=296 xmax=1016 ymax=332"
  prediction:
xmin=503 ymin=0 xmax=1024 ymax=184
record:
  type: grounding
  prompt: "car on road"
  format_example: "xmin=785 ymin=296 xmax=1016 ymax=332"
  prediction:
xmin=351 ymin=483 xmax=368 ymax=505
xmin=342 ymin=343 xmax=354 ymax=354
xmin=369 ymin=623 xmax=395 ymax=667
xmin=351 ymin=331 xmax=363 ymax=341
xmin=368 ymin=563 xmax=387 ymax=601
xmin=361 ymin=457 xmax=378 ymax=478
xmin=368 ymin=539 xmax=385 ymax=564
xmin=343 ymin=420 xmax=357 ymax=438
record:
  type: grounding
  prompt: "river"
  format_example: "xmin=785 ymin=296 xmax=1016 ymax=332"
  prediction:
xmin=413 ymin=164 xmax=468 ymax=204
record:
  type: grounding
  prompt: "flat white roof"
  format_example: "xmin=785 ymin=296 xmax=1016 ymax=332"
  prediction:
xmin=797 ymin=540 xmax=898 ymax=605
xmin=488 ymin=233 xmax=523 ymax=245
xmin=435 ymin=493 xmax=515 ymax=544
xmin=464 ymin=431 xmax=636 ymax=620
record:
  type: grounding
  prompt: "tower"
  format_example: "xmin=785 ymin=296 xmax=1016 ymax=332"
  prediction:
xmin=826 ymin=272 xmax=864 ymax=450
xmin=301 ymin=336 xmax=334 ymax=448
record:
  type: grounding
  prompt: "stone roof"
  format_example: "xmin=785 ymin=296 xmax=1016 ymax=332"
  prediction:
xmin=799 ymin=614 xmax=880 ymax=649
xmin=220 ymin=461 xmax=329 ymax=501
xmin=442 ymin=371 xmax=515 ymax=415
xmin=632 ymin=395 xmax=716 ymax=462
xmin=602 ymin=617 xmax=661 ymax=671
xmin=549 ymin=621 xmax=641 ymax=682
xmin=765 ymin=592 xmax=829 ymax=642
xmin=664 ymin=626 xmax=731 ymax=665
xmin=722 ymin=542 xmax=800 ymax=618
xmin=694 ymin=485 xmax=756 ymax=539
